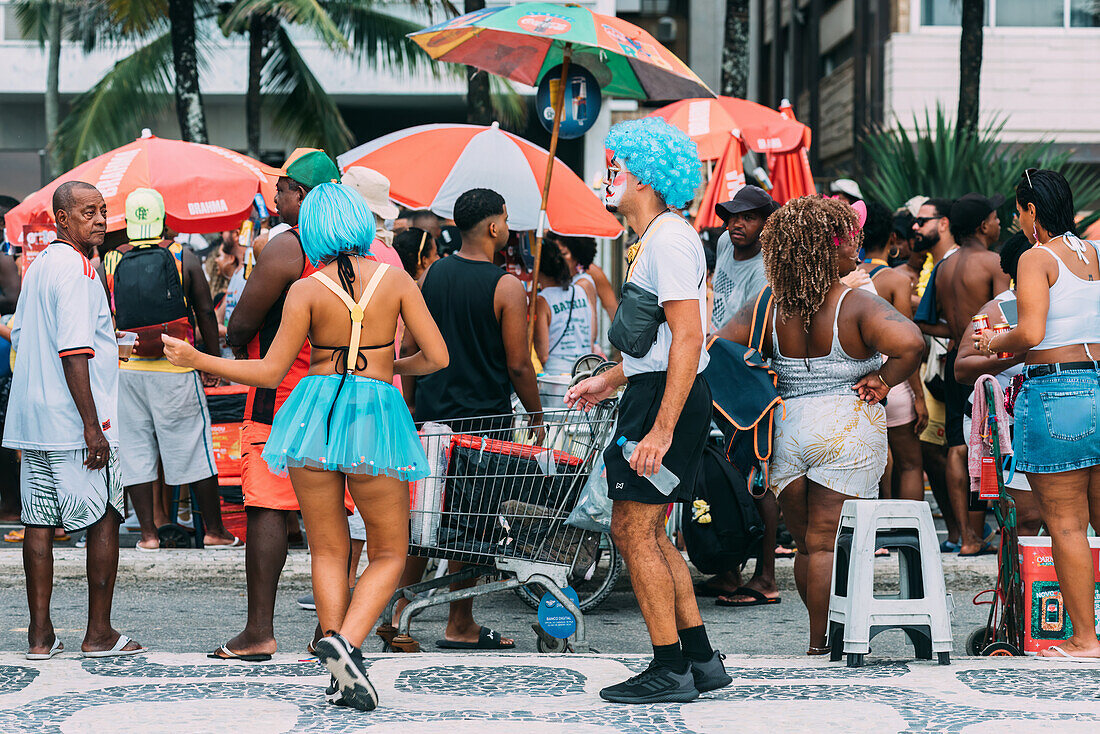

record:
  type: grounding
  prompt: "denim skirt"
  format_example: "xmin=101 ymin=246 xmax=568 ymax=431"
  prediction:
xmin=1014 ymin=368 xmax=1100 ymax=473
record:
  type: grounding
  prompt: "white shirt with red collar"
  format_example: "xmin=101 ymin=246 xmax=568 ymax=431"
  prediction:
xmin=3 ymin=241 xmax=119 ymax=450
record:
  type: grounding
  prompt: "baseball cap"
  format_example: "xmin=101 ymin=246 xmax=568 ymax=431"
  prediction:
xmin=905 ymin=195 xmax=930 ymax=218
xmin=830 ymin=179 xmax=864 ymax=201
xmin=261 ymin=148 xmax=341 ymax=189
xmin=125 ymin=188 xmax=165 ymax=240
xmin=715 ymin=185 xmax=779 ymax=221
xmin=949 ymin=192 xmax=1006 ymax=236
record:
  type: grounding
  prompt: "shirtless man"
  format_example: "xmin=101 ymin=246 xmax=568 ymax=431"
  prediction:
xmin=916 ymin=193 xmax=1009 ymax=556
xmin=858 ymin=201 xmax=928 ymax=501
xmin=909 ymin=198 xmax=961 ymax=550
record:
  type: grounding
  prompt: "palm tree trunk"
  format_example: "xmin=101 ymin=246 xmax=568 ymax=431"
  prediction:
xmin=246 ymin=15 xmax=265 ymax=158
xmin=721 ymin=0 xmax=749 ymax=98
xmin=464 ymin=0 xmax=491 ymax=125
xmin=167 ymin=0 xmax=209 ymax=143
xmin=956 ymin=0 xmax=984 ymax=138
xmin=44 ymin=1 xmax=62 ymax=177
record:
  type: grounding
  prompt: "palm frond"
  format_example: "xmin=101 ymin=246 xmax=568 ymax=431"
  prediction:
xmin=53 ymin=31 xmax=174 ymax=169
xmin=488 ymin=73 xmax=528 ymax=131
xmin=863 ymin=104 xmax=1100 ymax=234
xmin=101 ymin=0 xmax=170 ymax=37
xmin=323 ymin=0 xmax=428 ymax=68
xmin=13 ymin=0 xmax=50 ymax=44
xmin=264 ymin=22 xmax=353 ymax=154
xmin=223 ymin=0 xmax=347 ymax=48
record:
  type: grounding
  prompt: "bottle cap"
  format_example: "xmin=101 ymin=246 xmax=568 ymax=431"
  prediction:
xmin=616 ymin=436 xmax=627 ymax=447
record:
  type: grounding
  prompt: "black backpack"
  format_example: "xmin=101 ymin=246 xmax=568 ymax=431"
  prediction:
xmin=104 ymin=240 xmax=190 ymax=358
xmin=681 ymin=441 xmax=765 ymax=575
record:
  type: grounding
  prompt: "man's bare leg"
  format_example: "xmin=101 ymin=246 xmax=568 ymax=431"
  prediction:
xmin=24 ymin=526 xmax=56 ymax=655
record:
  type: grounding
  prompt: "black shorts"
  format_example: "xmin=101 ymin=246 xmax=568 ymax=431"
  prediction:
xmin=944 ymin=348 xmax=968 ymax=447
xmin=605 ymin=371 xmax=712 ymax=505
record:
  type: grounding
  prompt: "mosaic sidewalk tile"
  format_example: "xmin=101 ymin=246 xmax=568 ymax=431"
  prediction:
xmin=957 ymin=668 xmax=1100 ymax=701
xmin=82 ymin=656 xmax=328 ymax=679
xmin=0 ymin=665 xmax=38 ymax=695
xmin=395 ymin=665 xmax=586 ymax=696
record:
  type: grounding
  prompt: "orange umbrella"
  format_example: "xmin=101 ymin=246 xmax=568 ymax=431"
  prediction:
xmin=4 ymin=131 xmax=275 ymax=244
xmin=694 ymin=132 xmax=748 ymax=231
xmin=338 ymin=123 xmax=622 ymax=238
xmin=648 ymin=97 xmax=809 ymax=162
xmin=766 ymin=100 xmax=816 ymax=204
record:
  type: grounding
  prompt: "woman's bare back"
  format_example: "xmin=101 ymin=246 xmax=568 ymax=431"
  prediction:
xmin=303 ymin=256 xmax=405 ymax=382
xmin=770 ymin=285 xmax=878 ymax=361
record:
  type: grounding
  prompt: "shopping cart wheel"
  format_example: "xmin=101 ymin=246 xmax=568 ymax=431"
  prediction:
xmin=157 ymin=523 xmax=191 ymax=549
xmin=980 ymin=642 xmax=1021 ymax=657
xmin=532 ymin=623 xmax=570 ymax=653
xmin=514 ymin=535 xmax=623 ymax=613
xmin=966 ymin=627 xmax=992 ymax=656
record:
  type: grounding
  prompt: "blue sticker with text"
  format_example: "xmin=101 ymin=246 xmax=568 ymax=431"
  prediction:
xmin=537 ymin=586 xmax=581 ymax=639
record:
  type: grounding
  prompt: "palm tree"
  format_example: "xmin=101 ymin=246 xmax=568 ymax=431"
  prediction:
xmin=54 ymin=0 xmax=436 ymax=168
xmin=721 ymin=0 xmax=749 ymax=98
xmin=956 ymin=0 xmax=984 ymax=138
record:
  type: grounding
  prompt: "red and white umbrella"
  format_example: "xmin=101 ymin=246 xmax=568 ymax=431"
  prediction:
xmin=337 ymin=122 xmax=622 ymax=239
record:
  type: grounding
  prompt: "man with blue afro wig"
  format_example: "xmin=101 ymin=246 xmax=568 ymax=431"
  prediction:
xmin=568 ymin=114 xmax=729 ymax=705
xmin=603 ymin=117 xmax=702 ymax=211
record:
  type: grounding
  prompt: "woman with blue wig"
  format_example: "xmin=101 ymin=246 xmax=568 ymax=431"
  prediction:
xmin=163 ymin=182 xmax=449 ymax=710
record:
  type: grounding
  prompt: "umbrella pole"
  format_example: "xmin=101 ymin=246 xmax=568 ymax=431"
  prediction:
xmin=526 ymin=44 xmax=573 ymax=350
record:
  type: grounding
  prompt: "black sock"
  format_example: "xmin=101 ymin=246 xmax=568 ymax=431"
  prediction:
xmin=652 ymin=642 xmax=687 ymax=673
xmin=679 ymin=625 xmax=714 ymax=662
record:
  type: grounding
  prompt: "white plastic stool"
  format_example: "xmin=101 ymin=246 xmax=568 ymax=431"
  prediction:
xmin=827 ymin=499 xmax=953 ymax=667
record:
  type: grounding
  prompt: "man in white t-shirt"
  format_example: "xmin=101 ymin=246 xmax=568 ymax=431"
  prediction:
xmin=567 ymin=118 xmax=728 ymax=704
xmin=2 ymin=181 xmax=143 ymax=659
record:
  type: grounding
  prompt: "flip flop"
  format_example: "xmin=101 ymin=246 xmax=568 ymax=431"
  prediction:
xmin=436 ymin=626 xmax=514 ymax=650
xmin=774 ymin=545 xmax=797 ymax=558
xmin=134 ymin=542 xmax=160 ymax=552
xmin=693 ymin=582 xmax=735 ymax=598
xmin=208 ymin=536 xmax=244 ymax=550
xmin=4 ymin=529 xmax=24 ymax=543
xmin=715 ymin=587 xmax=781 ymax=607
xmin=959 ymin=543 xmax=998 ymax=557
xmin=26 ymin=639 xmax=63 ymax=660
xmin=1038 ymin=645 xmax=1100 ymax=663
xmin=81 ymin=634 xmax=145 ymax=658
xmin=208 ymin=645 xmax=272 ymax=662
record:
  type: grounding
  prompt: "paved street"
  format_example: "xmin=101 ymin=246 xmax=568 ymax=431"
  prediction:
xmin=5 ymin=545 xmax=1098 ymax=732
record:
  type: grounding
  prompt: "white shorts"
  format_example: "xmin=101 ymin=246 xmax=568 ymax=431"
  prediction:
xmin=21 ymin=448 xmax=124 ymax=531
xmin=118 ymin=369 xmax=218 ymax=486
xmin=769 ymin=394 xmax=888 ymax=498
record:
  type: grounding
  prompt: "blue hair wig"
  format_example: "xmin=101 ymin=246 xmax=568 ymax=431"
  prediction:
xmin=299 ymin=182 xmax=376 ymax=265
xmin=605 ymin=118 xmax=702 ymax=210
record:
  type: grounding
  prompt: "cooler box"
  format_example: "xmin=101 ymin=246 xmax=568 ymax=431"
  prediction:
xmin=205 ymin=385 xmax=249 ymax=486
xmin=1019 ymin=536 xmax=1100 ymax=654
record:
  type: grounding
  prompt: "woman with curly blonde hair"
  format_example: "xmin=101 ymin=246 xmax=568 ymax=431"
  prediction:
xmin=716 ymin=195 xmax=924 ymax=655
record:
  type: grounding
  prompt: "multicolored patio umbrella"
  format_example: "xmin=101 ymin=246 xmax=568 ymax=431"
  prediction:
xmin=410 ymin=3 xmax=714 ymax=344
xmin=4 ymin=130 xmax=275 ymax=244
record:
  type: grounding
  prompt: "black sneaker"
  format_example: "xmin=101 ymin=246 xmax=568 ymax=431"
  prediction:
xmin=297 ymin=593 xmax=316 ymax=611
xmin=314 ymin=633 xmax=378 ymax=712
xmin=325 ymin=675 xmax=347 ymax=706
xmin=689 ymin=650 xmax=732 ymax=692
xmin=599 ymin=660 xmax=699 ymax=704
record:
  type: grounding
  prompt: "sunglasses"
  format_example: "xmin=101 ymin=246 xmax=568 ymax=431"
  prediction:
xmin=913 ymin=216 xmax=943 ymax=227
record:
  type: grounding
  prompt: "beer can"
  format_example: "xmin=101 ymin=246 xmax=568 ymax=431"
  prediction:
xmin=972 ymin=313 xmax=990 ymax=333
xmin=993 ymin=322 xmax=1012 ymax=359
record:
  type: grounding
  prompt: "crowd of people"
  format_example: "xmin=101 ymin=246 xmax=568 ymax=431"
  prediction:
xmin=1 ymin=114 xmax=1099 ymax=711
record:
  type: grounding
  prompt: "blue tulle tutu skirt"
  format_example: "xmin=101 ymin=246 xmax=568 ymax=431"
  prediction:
xmin=262 ymin=374 xmax=429 ymax=481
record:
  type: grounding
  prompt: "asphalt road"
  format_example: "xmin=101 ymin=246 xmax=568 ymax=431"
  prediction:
xmin=0 ymin=545 xmax=996 ymax=660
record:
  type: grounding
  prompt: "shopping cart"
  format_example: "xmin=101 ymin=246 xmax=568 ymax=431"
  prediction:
xmin=383 ymin=402 xmax=618 ymax=653
xmin=967 ymin=379 xmax=1026 ymax=656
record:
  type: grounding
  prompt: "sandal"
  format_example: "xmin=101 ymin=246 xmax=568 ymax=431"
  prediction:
xmin=715 ymin=587 xmax=781 ymax=607
xmin=807 ymin=646 xmax=831 ymax=656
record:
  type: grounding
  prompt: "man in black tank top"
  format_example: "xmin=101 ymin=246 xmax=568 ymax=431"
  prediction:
xmin=400 ymin=188 xmax=543 ymax=649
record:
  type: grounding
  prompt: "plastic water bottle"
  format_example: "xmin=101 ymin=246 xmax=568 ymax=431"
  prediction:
xmin=617 ymin=436 xmax=680 ymax=496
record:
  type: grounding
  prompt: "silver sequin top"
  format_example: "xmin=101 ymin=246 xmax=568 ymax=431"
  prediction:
xmin=770 ymin=289 xmax=883 ymax=399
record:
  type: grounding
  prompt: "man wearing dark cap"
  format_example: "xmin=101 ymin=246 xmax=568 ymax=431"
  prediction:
xmin=917 ymin=192 xmax=1009 ymax=557
xmin=711 ymin=185 xmax=779 ymax=329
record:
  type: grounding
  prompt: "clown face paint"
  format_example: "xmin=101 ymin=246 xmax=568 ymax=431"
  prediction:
xmin=603 ymin=151 xmax=626 ymax=212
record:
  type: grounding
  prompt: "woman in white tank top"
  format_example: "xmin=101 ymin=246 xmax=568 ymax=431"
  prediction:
xmin=534 ymin=240 xmax=593 ymax=373
xmin=975 ymin=169 xmax=1100 ymax=661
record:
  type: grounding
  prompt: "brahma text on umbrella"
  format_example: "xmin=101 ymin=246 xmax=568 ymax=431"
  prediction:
xmin=187 ymin=199 xmax=229 ymax=216
xmin=94 ymin=149 xmax=141 ymax=198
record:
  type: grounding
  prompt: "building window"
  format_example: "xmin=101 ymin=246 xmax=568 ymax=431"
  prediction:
xmin=996 ymin=0 xmax=1064 ymax=26
xmin=1071 ymin=0 xmax=1100 ymax=26
xmin=922 ymin=0 xmax=989 ymax=26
